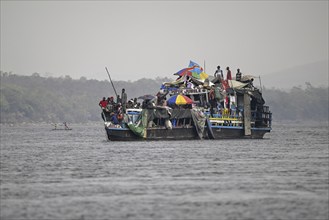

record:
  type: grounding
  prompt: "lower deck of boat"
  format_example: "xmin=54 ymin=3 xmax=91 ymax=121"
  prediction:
xmin=105 ymin=125 xmax=270 ymax=141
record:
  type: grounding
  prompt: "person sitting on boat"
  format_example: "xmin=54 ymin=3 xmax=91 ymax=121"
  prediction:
xmin=110 ymin=112 xmax=120 ymax=125
xmin=126 ymin=99 xmax=134 ymax=109
xmin=133 ymin=98 xmax=139 ymax=108
xmin=106 ymin=97 xmax=116 ymax=113
xmin=114 ymin=102 xmax=124 ymax=125
xmin=147 ymin=100 xmax=156 ymax=108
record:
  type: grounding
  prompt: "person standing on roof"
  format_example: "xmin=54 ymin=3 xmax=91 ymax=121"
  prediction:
xmin=236 ymin=68 xmax=242 ymax=81
xmin=214 ymin=66 xmax=224 ymax=81
xmin=226 ymin=67 xmax=232 ymax=80
xmin=121 ymin=88 xmax=127 ymax=113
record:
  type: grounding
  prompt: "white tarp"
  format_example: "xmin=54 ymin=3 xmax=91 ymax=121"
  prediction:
xmin=227 ymin=80 xmax=248 ymax=89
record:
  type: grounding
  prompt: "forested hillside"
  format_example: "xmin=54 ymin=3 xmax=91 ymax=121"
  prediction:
xmin=1 ymin=72 xmax=328 ymax=123
xmin=262 ymin=83 xmax=328 ymax=122
xmin=0 ymin=72 xmax=171 ymax=123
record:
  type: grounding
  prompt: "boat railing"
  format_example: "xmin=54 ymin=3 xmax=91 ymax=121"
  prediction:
xmin=168 ymin=88 xmax=209 ymax=96
xmin=207 ymin=105 xmax=272 ymax=128
xmin=251 ymin=105 xmax=272 ymax=128
xmin=171 ymin=117 xmax=193 ymax=128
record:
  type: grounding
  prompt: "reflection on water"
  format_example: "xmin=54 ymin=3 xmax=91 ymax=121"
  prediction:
xmin=1 ymin=122 xmax=328 ymax=219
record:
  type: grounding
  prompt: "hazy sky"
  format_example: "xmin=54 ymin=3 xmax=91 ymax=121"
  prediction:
xmin=1 ymin=1 xmax=328 ymax=81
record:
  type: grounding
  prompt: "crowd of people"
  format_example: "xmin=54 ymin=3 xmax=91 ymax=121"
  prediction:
xmin=168 ymin=65 xmax=247 ymax=118
xmin=99 ymin=88 xmax=141 ymax=124
xmin=208 ymin=66 xmax=246 ymax=118
xmin=100 ymin=65 xmax=254 ymax=124
xmin=213 ymin=66 xmax=246 ymax=82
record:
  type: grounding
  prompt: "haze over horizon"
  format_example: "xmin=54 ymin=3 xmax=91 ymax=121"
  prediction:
xmin=1 ymin=1 xmax=328 ymax=84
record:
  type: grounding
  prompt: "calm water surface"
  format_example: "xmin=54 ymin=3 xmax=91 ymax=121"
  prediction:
xmin=1 ymin=122 xmax=328 ymax=220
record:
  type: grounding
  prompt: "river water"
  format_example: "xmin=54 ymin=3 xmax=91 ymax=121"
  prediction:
xmin=0 ymin=122 xmax=328 ymax=220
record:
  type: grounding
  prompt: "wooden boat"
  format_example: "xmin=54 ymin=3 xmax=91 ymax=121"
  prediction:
xmin=102 ymin=63 xmax=272 ymax=141
xmin=103 ymin=87 xmax=271 ymax=141
xmin=104 ymin=107 xmax=207 ymax=141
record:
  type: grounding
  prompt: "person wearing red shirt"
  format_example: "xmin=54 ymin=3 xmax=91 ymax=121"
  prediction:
xmin=99 ymin=97 xmax=108 ymax=121
xmin=99 ymin=97 xmax=108 ymax=109
xmin=226 ymin=67 xmax=232 ymax=80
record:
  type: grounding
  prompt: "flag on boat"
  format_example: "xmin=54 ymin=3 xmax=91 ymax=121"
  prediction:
xmin=174 ymin=60 xmax=208 ymax=80
xmin=167 ymin=94 xmax=193 ymax=106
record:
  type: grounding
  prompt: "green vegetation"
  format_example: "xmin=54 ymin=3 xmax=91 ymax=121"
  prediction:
xmin=0 ymin=72 xmax=171 ymax=123
xmin=263 ymin=82 xmax=328 ymax=121
xmin=1 ymin=72 xmax=328 ymax=123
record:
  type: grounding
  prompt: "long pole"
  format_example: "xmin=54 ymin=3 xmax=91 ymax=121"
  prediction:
xmin=204 ymin=60 xmax=206 ymax=73
xmin=105 ymin=67 xmax=118 ymax=97
xmin=259 ymin=75 xmax=262 ymax=93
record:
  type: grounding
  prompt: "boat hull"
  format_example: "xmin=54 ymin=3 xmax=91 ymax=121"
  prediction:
xmin=211 ymin=126 xmax=270 ymax=139
xmin=105 ymin=125 xmax=270 ymax=141
xmin=105 ymin=126 xmax=199 ymax=141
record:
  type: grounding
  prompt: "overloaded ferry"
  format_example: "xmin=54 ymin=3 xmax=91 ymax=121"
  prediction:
xmin=102 ymin=61 xmax=272 ymax=141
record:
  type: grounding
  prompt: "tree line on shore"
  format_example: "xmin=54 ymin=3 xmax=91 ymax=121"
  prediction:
xmin=0 ymin=72 xmax=328 ymax=123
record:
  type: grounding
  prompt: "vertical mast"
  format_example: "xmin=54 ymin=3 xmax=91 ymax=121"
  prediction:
xmin=204 ymin=60 xmax=206 ymax=73
xmin=105 ymin=67 xmax=118 ymax=97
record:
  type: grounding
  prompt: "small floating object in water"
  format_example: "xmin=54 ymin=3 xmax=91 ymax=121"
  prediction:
xmin=52 ymin=122 xmax=72 ymax=130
